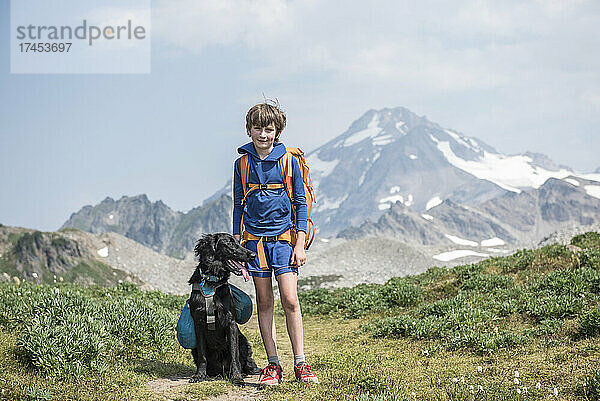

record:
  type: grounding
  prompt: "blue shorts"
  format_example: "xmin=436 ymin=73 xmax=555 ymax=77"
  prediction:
xmin=244 ymin=240 xmax=298 ymax=278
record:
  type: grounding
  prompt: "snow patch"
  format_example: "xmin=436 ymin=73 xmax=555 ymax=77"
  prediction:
xmin=307 ymin=153 xmax=339 ymax=178
xmin=421 ymin=214 xmax=434 ymax=221
xmin=584 ymin=185 xmax=600 ymax=199
xmin=487 ymin=248 xmax=509 ymax=253
xmin=481 ymin=237 xmax=505 ymax=247
xmin=97 ymin=247 xmax=109 ymax=257
xmin=109 ymin=214 xmax=114 ymax=220
xmin=445 ymin=129 xmax=474 ymax=150
xmin=577 ymin=173 xmax=600 ymax=182
xmin=358 ymin=171 xmax=367 ymax=186
xmin=445 ymin=234 xmax=478 ymax=247
xmin=380 ymin=193 xmax=413 ymax=207
xmin=390 ymin=186 xmax=401 ymax=194
xmin=433 ymin=250 xmax=490 ymax=262
xmin=432 ymin=137 xmax=574 ymax=192
xmin=379 ymin=194 xmax=404 ymax=204
xmin=395 ymin=121 xmax=405 ymax=132
xmin=409 ymin=154 xmax=418 ymax=160
xmin=373 ymin=134 xmax=395 ymax=146
xmin=343 ymin=115 xmax=382 ymax=146
xmin=372 ymin=151 xmax=381 ymax=163
xmin=316 ymin=195 xmax=348 ymax=211
xmin=426 ymin=196 xmax=442 ymax=210
xmin=378 ymin=203 xmax=392 ymax=210
xmin=564 ymin=178 xmax=580 ymax=186
xmin=307 ymin=152 xmax=340 ymax=193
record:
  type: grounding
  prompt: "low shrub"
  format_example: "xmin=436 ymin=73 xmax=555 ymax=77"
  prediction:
xmin=381 ymin=277 xmax=423 ymax=307
xmin=581 ymin=248 xmax=600 ymax=270
xmin=571 ymin=232 xmax=600 ymax=250
xmin=578 ymin=306 xmax=600 ymax=338
xmin=0 ymin=282 xmax=179 ymax=378
xmin=577 ymin=369 xmax=600 ymax=401
xmin=299 ymin=280 xmax=422 ymax=318
xmin=461 ymin=273 xmax=514 ymax=292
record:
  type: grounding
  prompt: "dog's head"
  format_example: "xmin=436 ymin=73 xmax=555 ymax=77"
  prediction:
xmin=191 ymin=233 xmax=255 ymax=281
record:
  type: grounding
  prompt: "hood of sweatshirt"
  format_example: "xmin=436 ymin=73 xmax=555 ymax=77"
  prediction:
xmin=237 ymin=142 xmax=287 ymax=161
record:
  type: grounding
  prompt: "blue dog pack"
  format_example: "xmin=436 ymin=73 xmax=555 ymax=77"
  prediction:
xmin=176 ymin=284 xmax=253 ymax=349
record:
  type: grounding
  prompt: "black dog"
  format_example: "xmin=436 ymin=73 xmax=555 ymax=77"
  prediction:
xmin=188 ymin=233 xmax=261 ymax=385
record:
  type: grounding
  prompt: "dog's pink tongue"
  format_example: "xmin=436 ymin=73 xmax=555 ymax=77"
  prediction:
xmin=241 ymin=265 xmax=250 ymax=282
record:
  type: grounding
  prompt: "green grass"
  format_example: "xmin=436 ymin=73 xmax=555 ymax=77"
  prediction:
xmin=1 ymin=233 xmax=600 ymax=400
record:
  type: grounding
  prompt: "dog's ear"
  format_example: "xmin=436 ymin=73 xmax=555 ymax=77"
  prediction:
xmin=194 ymin=234 xmax=216 ymax=259
xmin=214 ymin=235 xmax=223 ymax=252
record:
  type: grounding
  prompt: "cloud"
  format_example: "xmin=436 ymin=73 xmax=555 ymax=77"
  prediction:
xmin=151 ymin=0 xmax=598 ymax=94
xmin=152 ymin=0 xmax=294 ymax=52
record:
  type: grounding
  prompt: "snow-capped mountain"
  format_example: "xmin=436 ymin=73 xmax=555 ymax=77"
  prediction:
xmin=309 ymin=107 xmax=600 ymax=236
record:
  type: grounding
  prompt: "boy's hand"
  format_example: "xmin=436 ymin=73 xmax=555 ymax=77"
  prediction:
xmin=290 ymin=231 xmax=307 ymax=267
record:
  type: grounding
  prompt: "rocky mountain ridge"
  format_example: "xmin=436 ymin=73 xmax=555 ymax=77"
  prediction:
xmin=339 ymin=177 xmax=600 ymax=248
xmin=60 ymin=193 xmax=231 ymax=259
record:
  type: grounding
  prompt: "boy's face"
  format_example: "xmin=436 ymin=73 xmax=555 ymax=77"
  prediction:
xmin=248 ymin=122 xmax=277 ymax=153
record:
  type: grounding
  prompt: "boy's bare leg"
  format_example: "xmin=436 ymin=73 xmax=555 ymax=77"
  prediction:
xmin=276 ymin=272 xmax=304 ymax=356
xmin=253 ymin=276 xmax=278 ymax=358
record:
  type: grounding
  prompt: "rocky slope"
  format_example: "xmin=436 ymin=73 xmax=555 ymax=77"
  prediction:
xmin=60 ymin=193 xmax=231 ymax=259
xmin=0 ymin=226 xmax=137 ymax=286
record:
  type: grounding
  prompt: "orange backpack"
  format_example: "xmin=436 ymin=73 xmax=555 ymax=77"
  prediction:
xmin=239 ymin=148 xmax=316 ymax=249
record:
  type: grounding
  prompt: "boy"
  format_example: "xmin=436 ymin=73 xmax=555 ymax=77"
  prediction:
xmin=233 ymin=102 xmax=319 ymax=385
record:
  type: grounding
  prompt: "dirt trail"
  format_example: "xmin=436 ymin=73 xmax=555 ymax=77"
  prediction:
xmin=146 ymin=373 xmax=262 ymax=401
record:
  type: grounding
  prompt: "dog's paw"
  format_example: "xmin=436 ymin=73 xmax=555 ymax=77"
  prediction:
xmin=231 ymin=374 xmax=245 ymax=387
xmin=189 ymin=374 xmax=207 ymax=383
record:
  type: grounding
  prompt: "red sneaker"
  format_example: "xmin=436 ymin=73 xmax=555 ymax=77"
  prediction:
xmin=294 ymin=362 xmax=319 ymax=383
xmin=259 ymin=363 xmax=283 ymax=386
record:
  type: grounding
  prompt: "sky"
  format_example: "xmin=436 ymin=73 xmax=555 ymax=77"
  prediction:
xmin=1 ymin=0 xmax=599 ymax=232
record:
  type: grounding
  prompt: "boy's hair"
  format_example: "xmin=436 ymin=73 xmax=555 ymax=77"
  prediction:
xmin=245 ymin=101 xmax=286 ymax=142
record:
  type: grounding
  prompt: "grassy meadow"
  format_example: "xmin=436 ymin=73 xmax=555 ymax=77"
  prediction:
xmin=1 ymin=232 xmax=600 ymax=400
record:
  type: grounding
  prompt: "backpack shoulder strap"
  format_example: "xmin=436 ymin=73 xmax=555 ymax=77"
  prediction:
xmin=240 ymin=154 xmax=250 ymax=197
xmin=279 ymin=151 xmax=294 ymax=201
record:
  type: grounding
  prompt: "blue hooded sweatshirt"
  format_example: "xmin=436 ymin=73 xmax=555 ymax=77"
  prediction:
xmin=233 ymin=142 xmax=307 ymax=237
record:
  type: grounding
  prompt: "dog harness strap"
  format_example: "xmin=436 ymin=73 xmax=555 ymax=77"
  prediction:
xmin=205 ymin=296 xmax=216 ymax=330
xmin=191 ymin=281 xmax=224 ymax=331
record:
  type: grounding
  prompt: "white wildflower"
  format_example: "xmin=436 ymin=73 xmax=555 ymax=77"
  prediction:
xmin=477 ymin=366 xmax=483 ymax=373
xmin=32 ymin=272 xmax=38 ymax=279
xmin=553 ymin=387 xmax=558 ymax=396
xmin=469 ymin=385 xmax=474 ymax=394
xmin=478 ymin=385 xmax=483 ymax=392
xmin=514 ymin=378 xmax=520 ymax=385
xmin=514 ymin=370 xmax=519 ymax=378
xmin=517 ymin=388 xmax=522 ymax=394
xmin=523 ymin=387 xmax=528 ymax=394
xmin=460 ymin=376 xmax=465 ymax=384
xmin=536 ymin=382 xmax=542 ymax=390
xmin=452 ymin=377 xmax=458 ymax=383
